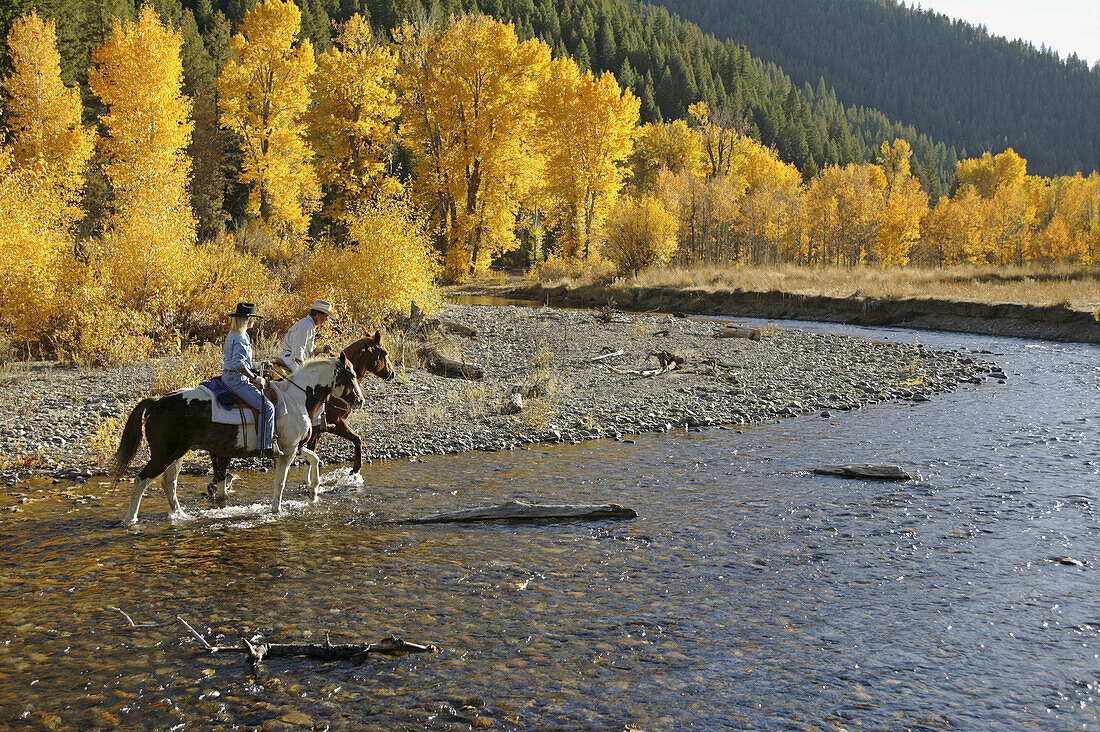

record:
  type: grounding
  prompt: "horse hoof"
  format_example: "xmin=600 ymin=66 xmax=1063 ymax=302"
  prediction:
xmin=215 ymin=495 xmax=228 ymax=508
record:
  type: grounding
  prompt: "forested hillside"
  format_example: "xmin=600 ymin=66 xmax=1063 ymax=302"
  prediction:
xmin=0 ymin=0 xmax=959 ymax=195
xmin=651 ymin=0 xmax=1100 ymax=178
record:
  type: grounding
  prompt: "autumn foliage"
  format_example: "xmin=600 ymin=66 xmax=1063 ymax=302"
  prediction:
xmin=0 ymin=8 xmax=1097 ymax=368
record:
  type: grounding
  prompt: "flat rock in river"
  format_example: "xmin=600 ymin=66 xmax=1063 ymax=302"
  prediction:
xmin=392 ymin=499 xmax=638 ymax=524
xmin=812 ymin=464 xmax=914 ymax=481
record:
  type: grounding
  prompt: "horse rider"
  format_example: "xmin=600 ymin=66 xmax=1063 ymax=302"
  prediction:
xmin=223 ymin=302 xmax=280 ymax=459
xmin=277 ymin=299 xmax=334 ymax=375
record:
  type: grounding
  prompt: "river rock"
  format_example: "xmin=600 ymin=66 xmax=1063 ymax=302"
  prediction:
xmin=812 ymin=464 xmax=914 ymax=481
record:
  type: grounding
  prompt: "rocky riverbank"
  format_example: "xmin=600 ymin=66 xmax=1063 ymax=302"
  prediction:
xmin=454 ymin=281 xmax=1100 ymax=343
xmin=0 ymin=303 xmax=999 ymax=486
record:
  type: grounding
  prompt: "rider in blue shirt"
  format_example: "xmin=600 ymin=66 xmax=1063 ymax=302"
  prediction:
xmin=222 ymin=302 xmax=278 ymax=458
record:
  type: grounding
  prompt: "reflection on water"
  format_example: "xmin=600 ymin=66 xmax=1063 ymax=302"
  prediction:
xmin=0 ymin=322 xmax=1097 ymax=729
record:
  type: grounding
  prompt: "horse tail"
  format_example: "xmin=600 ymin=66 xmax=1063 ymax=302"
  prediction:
xmin=109 ymin=397 xmax=156 ymax=480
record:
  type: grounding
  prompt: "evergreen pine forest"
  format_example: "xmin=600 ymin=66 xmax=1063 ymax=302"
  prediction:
xmin=0 ymin=0 xmax=1097 ymax=365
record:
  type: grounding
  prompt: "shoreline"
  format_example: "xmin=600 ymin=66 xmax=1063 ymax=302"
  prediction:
xmin=451 ymin=281 xmax=1100 ymax=344
xmin=0 ymin=302 xmax=998 ymax=488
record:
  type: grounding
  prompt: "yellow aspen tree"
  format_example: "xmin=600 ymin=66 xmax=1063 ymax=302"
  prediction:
xmin=956 ymin=149 xmax=1028 ymax=198
xmin=824 ymin=163 xmax=885 ymax=266
xmin=218 ymin=0 xmax=318 ymax=243
xmin=0 ymin=148 xmax=68 ymax=342
xmin=397 ymin=14 xmax=550 ymax=281
xmin=873 ymin=140 xmax=927 ymax=266
xmin=931 ymin=186 xmax=985 ymax=265
xmin=88 ymin=5 xmax=196 ymax=311
xmin=688 ymin=101 xmax=737 ymax=180
xmin=628 ymin=119 xmax=704 ymax=192
xmin=307 ymin=14 xmax=400 ymax=219
xmin=535 ymin=55 xmax=639 ymax=261
xmin=804 ymin=166 xmax=844 ymax=265
xmin=2 ymin=13 xmax=94 ymax=232
xmin=1029 ymin=175 xmax=1090 ymax=264
xmin=734 ymin=139 xmax=802 ymax=264
xmin=985 ymin=181 xmax=1035 ymax=265
xmin=1082 ymin=174 xmax=1100 ymax=265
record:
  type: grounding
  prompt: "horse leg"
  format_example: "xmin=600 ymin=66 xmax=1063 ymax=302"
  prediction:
xmin=297 ymin=447 xmax=321 ymax=500
xmin=328 ymin=420 xmax=364 ymax=473
xmin=210 ymin=454 xmax=231 ymax=508
xmin=126 ymin=451 xmax=184 ymax=525
xmin=161 ymin=458 xmax=186 ymax=518
xmin=271 ymin=445 xmax=299 ymax=514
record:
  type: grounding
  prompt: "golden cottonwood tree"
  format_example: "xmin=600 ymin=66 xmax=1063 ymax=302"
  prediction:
xmin=397 ymin=14 xmax=550 ymax=281
xmin=89 ymin=5 xmax=196 ymax=310
xmin=535 ymin=56 xmax=639 ymax=260
xmin=2 ymin=13 xmax=94 ymax=232
xmin=218 ymin=0 xmax=318 ymax=242
xmin=307 ymin=14 xmax=400 ymax=219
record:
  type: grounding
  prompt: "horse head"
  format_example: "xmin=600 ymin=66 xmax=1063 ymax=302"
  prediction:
xmin=334 ymin=353 xmax=365 ymax=407
xmin=343 ymin=329 xmax=395 ymax=382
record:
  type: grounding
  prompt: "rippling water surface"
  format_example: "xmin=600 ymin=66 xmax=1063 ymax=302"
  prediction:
xmin=0 ymin=319 xmax=1097 ymax=730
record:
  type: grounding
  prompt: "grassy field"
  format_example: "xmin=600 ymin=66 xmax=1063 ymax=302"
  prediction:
xmin=533 ymin=264 xmax=1100 ymax=311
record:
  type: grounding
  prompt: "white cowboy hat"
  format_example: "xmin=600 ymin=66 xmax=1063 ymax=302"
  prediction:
xmin=308 ymin=299 xmax=334 ymax=317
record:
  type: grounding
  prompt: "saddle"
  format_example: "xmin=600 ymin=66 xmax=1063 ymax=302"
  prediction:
xmin=200 ymin=376 xmax=280 ymax=419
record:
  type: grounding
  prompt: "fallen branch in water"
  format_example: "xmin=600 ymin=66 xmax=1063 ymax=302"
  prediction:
xmin=229 ymin=635 xmax=437 ymax=663
xmin=108 ymin=606 xmax=167 ymax=629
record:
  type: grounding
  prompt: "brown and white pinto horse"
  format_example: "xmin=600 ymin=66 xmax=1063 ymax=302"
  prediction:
xmin=111 ymin=354 xmax=364 ymax=524
xmin=304 ymin=330 xmax=394 ymax=473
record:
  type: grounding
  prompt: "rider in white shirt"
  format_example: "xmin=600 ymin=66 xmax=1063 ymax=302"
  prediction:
xmin=279 ymin=299 xmax=334 ymax=372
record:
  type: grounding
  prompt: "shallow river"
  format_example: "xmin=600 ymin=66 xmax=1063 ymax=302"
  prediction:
xmin=0 ymin=315 xmax=1097 ymax=730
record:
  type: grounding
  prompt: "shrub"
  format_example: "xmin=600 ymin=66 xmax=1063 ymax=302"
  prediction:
xmin=600 ymin=195 xmax=679 ymax=276
xmin=301 ymin=196 xmax=440 ymax=325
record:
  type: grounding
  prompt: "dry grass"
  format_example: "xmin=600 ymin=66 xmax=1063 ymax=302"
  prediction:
xmin=618 ymin=264 xmax=1100 ymax=310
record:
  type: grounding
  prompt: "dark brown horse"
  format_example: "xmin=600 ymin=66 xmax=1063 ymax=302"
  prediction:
xmin=305 ymin=330 xmax=394 ymax=472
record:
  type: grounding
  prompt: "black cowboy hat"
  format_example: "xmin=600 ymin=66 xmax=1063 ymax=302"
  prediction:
xmin=226 ymin=302 xmax=265 ymax=319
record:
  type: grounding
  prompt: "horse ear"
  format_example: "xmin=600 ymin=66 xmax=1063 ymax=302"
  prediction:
xmin=372 ymin=330 xmax=381 ymax=344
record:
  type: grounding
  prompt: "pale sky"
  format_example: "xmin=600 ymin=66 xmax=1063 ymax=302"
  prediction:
xmin=918 ymin=0 xmax=1100 ymax=66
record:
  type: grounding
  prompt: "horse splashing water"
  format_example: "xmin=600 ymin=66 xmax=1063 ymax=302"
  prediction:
xmin=304 ymin=330 xmax=394 ymax=473
xmin=110 ymin=354 xmax=364 ymax=524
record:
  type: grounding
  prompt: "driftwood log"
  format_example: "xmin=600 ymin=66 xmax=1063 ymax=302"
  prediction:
xmin=393 ymin=499 xmax=638 ymax=524
xmin=438 ymin=319 xmax=477 ymax=339
xmin=812 ymin=464 xmax=914 ymax=481
xmin=718 ymin=325 xmax=762 ymax=340
xmin=606 ymin=350 xmax=685 ymax=377
xmin=421 ymin=349 xmax=484 ymax=380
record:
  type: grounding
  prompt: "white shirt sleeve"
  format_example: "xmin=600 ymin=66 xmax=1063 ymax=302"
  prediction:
xmin=281 ymin=316 xmax=316 ymax=367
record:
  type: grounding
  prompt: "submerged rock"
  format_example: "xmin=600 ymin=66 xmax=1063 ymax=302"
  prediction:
xmin=812 ymin=464 xmax=914 ymax=481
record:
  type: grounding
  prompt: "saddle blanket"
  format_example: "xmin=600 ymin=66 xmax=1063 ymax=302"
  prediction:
xmin=194 ymin=383 xmax=287 ymax=425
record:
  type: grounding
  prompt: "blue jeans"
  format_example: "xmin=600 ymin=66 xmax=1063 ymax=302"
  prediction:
xmin=223 ymin=372 xmax=274 ymax=451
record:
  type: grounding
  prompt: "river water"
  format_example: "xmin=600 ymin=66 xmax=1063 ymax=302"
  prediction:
xmin=0 ymin=315 xmax=1097 ymax=730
